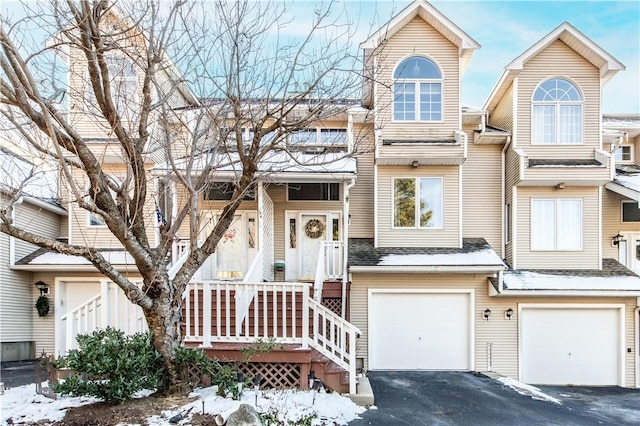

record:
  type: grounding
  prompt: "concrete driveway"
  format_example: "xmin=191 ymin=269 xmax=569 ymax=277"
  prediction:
xmin=348 ymin=371 xmax=640 ymax=425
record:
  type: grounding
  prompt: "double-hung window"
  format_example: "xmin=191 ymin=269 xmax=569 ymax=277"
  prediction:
xmin=393 ymin=177 xmax=443 ymax=228
xmin=393 ymin=56 xmax=442 ymax=122
xmin=530 ymin=198 xmax=582 ymax=250
xmin=532 ymin=78 xmax=582 ymax=144
xmin=86 ymin=54 xmax=137 ymax=118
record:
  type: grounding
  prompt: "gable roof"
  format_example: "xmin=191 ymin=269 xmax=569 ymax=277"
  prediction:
xmin=360 ymin=0 xmax=480 ymax=68
xmin=484 ymin=22 xmax=625 ymax=114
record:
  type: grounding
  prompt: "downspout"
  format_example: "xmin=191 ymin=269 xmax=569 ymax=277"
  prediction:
xmin=635 ymin=306 xmax=639 ymax=388
xmin=342 ymin=178 xmax=356 ymax=319
xmin=501 ymin=135 xmax=512 ymax=260
xmin=9 ymin=197 xmax=25 ymax=266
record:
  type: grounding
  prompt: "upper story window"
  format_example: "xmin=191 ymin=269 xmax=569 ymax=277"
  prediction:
xmin=204 ymin=182 xmax=255 ymax=201
xmin=393 ymin=177 xmax=443 ymax=228
xmin=86 ymin=54 xmax=138 ymax=118
xmin=393 ymin=56 xmax=442 ymax=122
xmin=530 ymin=198 xmax=582 ymax=250
xmin=287 ymin=183 xmax=339 ymax=201
xmin=532 ymin=78 xmax=582 ymax=145
xmin=622 ymin=201 xmax=640 ymax=222
xmin=290 ymin=128 xmax=347 ymax=145
xmin=614 ymin=145 xmax=633 ymax=163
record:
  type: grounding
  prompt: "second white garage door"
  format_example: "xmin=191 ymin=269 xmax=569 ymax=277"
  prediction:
xmin=520 ymin=305 xmax=623 ymax=386
xmin=369 ymin=291 xmax=472 ymax=370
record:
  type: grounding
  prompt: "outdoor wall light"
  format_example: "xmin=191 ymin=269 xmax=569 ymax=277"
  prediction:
xmin=505 ymin=308 xmax=514 ymax=320
xmin=34 ymin=281 xmax=49 ymax=296
xmin=411 ymin=160 xmax=419 ymax=168
xmin=612 ymin=233 xmax=624 ymax=246
xmin=483 ymin=308 xmax=491 ymax=321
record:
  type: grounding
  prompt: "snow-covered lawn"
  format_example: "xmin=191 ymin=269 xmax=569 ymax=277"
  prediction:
xmin=1 ymin=382 xmax=366 ymax=425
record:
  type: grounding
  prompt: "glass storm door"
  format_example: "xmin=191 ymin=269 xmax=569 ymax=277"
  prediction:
xmin=216 ymin=215 xmax=247 ymax=279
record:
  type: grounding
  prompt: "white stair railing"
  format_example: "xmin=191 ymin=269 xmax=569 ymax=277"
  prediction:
xmin=236 ymin=250 xmax=264 ymax=331
xmin=60 ymin=293 xmax=102 ymax=353
xmin=313 ymin=241 xmax=345 ymax=301
xmin=182 ymin=280 xmax=361 ymax=394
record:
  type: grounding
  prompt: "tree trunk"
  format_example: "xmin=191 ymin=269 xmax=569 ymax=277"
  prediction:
xmin=143 ymin=277 xmax=187 ymax=395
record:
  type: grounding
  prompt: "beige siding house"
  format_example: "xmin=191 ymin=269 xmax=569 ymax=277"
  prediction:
xmin=3 ymin=0 xmax=639 ymax=394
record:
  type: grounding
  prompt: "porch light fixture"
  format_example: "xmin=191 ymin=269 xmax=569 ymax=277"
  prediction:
xmin=612 ymin=233 xmax=624 ymax=246
xmin=483 ymin=308 xmax=491 ymax=321
xmin=34 ymin=281 xmax=49 ymax=296
xmin=505 ymin=308 xmax=514 ymax=320
xmin=411 ymin=160 xmax=419 ymax=168
xmin=556 ymin=182 xmax=565 ymax=190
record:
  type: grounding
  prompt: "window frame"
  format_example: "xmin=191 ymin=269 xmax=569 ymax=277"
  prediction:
xmin=621 ymin=201 xmax=640 ymax=223
xmin=392 ymin=56 xmax=444 ymax=123
xmin=614 ymin=145 xmax=634 ymax=163
xmin=530 ymin=198 xmax=583 ymax=251
xmin=286 ymin=183 xmax=340 ymax=202
xmin=531 ymin=78 xmax=583 ymax=145
xmin=392 ymin=176 xmax=444 ymax=229
xmin=85 ymin=53 xmax=138 ymax=118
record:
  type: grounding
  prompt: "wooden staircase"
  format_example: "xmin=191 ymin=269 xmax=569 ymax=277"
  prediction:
xmin=181 ymin=281 xmax=359 ymax=394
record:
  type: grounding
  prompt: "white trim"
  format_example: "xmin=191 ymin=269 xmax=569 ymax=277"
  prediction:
xmin=512 ymin=187 xmax=518 ymax=269
xmin=606 ymin=182 xmax=640 ymax=202
xmin=390 ymin=176 xmax=444 ymax=230
xmin=459 ymin=166 xmax=463 ymax=247
xmin=350 ymin=265 xmax=504 ymax=274
xmin=494 ymin=289 xmax=640 ymax=297
xmin=598 ymin=186 xmax=603 ymax=269
xmin=367 ymin=288 xmax=475 ymax=371
xmin=518 ymin=303 xmax=626 ymax=386
xmin=635 ymin=307 xmax=639 ymax=388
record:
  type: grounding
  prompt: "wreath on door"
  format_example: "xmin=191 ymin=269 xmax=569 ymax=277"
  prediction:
xmin=304 ymin=219 xmax=325 ymax=239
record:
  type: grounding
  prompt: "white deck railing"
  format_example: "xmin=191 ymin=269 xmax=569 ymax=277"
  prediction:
xmin=60 ymin=293 xmax=103 ymax=353
xmin=183 ymin=280 xmax=360 ymax=394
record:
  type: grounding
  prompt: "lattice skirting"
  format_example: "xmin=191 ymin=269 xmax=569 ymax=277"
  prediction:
xmin=321 ymin=297 xmax=342 ymax=316
xmin=183 ymin=362 xmax=301 ymax=390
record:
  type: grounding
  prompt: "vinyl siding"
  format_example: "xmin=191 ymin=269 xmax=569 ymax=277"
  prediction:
xmin=0 ymin=230 xmax=33 ymax=345
xmin=602 ymin=190 xmax=639 ymax=260
xmin=349 ymin=131 xmax=375 ymax=238
xmin=376 ymin=165 xmax=460 ymax=248
xmin=67 ymin=166 xmax=156 ymax=248
xmin=14 ymin=203 xmax=60 ymax=260
xmin=516 ymin=186 xmax=600 ymax=269
xmin=516 ymin=40 xmax=600 ymax=159
xmin=462 ymin=140 xmax=502 ymax=250
xmin=489 ymin=83 xmax=514 ymax=132
xmin=375 ymin=17 xmax=460 ymax=141
xmin=351 ymin=273 xmax=637 ymax=387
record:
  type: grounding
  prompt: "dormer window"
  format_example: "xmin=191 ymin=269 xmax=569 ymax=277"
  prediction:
xmin=532 ymin=78 xmax=582 ymax=145
xmin=393 ymin=56 xmax=442 ymax=122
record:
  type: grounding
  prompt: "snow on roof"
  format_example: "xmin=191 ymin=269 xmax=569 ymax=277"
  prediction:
xmin=154 ymin=150 xmax=357 ymax=178
xmin=502 ymin=270 xmax=640 ymax=291
xmin=602 ymin=114 xmax=640 ymax=127
xmin=28 ymin=251 xmax=135 ymax=265
xmin=614 ymin=173 xmax=639 ymax=192
xmin=378 ymin=248 xmax=504 ymax=267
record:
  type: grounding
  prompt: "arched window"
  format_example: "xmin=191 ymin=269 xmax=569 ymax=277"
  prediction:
xmin=532 ymin=78 xmax=582 ymax=144
xmin=393 ymin=56 xmax=442 ymax=122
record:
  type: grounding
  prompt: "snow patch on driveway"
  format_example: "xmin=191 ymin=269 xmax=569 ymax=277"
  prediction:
xmin=496 ymin=377 xmax=562 ymax=405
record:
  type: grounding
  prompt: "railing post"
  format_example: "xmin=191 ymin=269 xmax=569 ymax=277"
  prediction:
xmin=349 ymin=329 xmax=357 ymax=394
xmin=302 ymin=284 xmax=309 ymax=349
xmin=202 ymin=282 xmax=212 ymax=347
xmin=100 ymin=280 xmax=109 ymax=329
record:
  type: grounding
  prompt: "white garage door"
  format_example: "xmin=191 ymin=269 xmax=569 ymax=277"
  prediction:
xmin=369 ymin=291 xmax=471 ymax=370
xmin=521 ymin=306 xmax=622 ymax=386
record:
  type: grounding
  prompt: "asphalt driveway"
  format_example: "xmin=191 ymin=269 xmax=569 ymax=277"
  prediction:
xmin=348 ymin=371 xmax=640 ymax=425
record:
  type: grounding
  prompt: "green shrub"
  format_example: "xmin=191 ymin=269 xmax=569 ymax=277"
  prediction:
xmin=52 ymin=327 xmax=164 ymax=404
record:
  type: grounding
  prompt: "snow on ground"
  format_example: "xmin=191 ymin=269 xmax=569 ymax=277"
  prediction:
xmin=496 ymin=377 xmax=562 ymax=405
xmin=1 ymin=382 xmax=366 ymax=425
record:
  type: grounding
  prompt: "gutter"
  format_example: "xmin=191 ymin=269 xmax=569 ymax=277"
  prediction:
xmin=492 ymin=289 xmax=640 ymax=297
xmin=342 ymin=178 xmax=357 ymax=318
xmin=349 ymin=264 xmax=505 ymax=274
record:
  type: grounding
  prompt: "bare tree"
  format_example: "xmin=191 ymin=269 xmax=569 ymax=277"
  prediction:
xmin=0 ymin=0 xmax=372 ymax=393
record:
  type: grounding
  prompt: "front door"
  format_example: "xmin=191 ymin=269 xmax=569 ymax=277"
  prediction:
xmin=299 ymin=214 xmax=329 ymax=281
